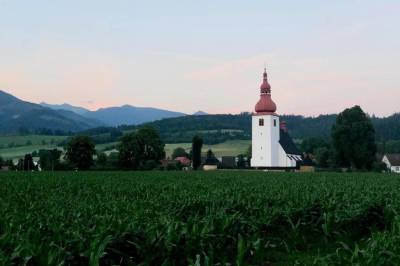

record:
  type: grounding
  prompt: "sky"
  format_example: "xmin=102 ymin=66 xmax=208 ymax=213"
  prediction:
xmin=0 ymin=0 xmax=399 ymax=116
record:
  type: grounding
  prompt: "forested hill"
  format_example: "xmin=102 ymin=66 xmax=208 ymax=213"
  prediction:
xmin=80 ymin=113 xmax=400 ymax=144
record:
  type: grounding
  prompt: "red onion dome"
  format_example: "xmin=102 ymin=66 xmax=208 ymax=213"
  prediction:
xmin=255 ymin=94 xmax=277 ymax=113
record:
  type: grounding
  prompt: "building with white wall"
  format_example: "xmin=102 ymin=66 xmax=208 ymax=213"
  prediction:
xmin=382 ymin=154 xmax=400 ymax=173
xmin=251 ymin=69 xmax=302 ymax=169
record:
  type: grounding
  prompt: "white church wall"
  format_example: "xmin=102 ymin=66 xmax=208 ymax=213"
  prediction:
xmin=251 ymin=114 xmax=280 ymax=167
xmin=278 ymin=146 xmax=298 ymax=168
xmin=278 ymin=145 xmax=289 ymax=167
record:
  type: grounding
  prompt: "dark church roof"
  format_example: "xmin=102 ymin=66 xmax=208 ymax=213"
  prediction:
xmin=279 ymin=129 xmax=302 ymax=156
xmin=386 ymin=154 xmax=400 ymax=166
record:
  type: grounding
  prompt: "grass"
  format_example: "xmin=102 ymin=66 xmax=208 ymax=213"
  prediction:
xmin=0 ymin=135 xmax=67 ymax=147
xmin=1 ymin=171 xmax=400 ymax=265
xmin=0 ymin=135 xmax=68 ymax=160
xmin=0 ymin=135 xmax=250 ymax=160
xmin=0 ymin=145 xmax=62 ymax=160
xmin=165 ymin=140 xmax=250 ymax=158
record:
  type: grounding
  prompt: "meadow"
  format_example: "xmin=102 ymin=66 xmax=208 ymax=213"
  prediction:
xmin=164 ymin=140 xmax=250 ymax=158
xmin=0 ymin=135 xmax=67 ymax=160
xmin=0 ymin=138 xmax=250 ymax=160
xmin=1 ymin=171 xmax=400 ymax=265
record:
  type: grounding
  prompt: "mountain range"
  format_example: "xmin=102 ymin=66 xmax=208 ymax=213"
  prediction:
xmin=0 ymin=91 xmax=101 ymax=133
xmin=2 ymin=90 xmax=399 ymax=144
xmin=40 ymin=102 xmax=187 ymax=127
xmin=0 ymin=90 xmax=188 ymax=133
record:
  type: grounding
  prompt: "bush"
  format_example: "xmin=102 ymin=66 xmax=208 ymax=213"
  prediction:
xmin=142 ymin=160 xmax=158 ymax=170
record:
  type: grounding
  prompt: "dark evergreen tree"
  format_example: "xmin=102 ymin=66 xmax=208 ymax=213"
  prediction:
xmin=19 ymin=154 xmax=36 ymax=171
xmin=65 ymin=136 xmax=95 ymax=170
xmin=205 ymin=149 xmax=219 ymax=165
xmin=192 ymin=135 xmax=203 ymax=170
xmin=246 ymin=145 xmax=252 ymax=161
xmin=237 ymin=154 xmax=246 ymax=169
xmin=332 ymin=106 xmax=377 ymax=170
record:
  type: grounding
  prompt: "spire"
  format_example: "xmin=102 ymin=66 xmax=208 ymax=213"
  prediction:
xmin=255 ymin=68 xmax=276 ymax=114
xmin=260 ymin=68 xmax=271 ymax=94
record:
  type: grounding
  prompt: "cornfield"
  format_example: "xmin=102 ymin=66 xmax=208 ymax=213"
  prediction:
xmin=1 ymin=171 xmax=400 ymax=265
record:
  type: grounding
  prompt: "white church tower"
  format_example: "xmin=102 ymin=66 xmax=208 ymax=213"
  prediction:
xmin=251 ymin=69 xmax=302 ymax=169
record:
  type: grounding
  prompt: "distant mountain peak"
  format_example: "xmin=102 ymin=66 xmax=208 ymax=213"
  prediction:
xmin=84 ymin=105 xmax=187 ymax=127
xmin=0 ymin=91 xmax=103 ymax=133
xmin=193 ymin=111 xmax=208 ymax=116
xmin=40 ymin=102 xmax=90 ymax=115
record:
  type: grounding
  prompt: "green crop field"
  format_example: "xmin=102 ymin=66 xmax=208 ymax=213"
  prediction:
xmin=1 ymin=171 xmax=400 ymax=265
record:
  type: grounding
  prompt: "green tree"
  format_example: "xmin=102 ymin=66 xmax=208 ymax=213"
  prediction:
xmin=118 ymin=133 xmax=140 ymax=169
xmin=332 ymin=106 xmax=376 ymax=170
xmin=5 ymin=159 xmax=14 ymax=170
xmin=192 ymin=135 xmax=203 ymax=170
xmin=39 ymin=149 xmax=62 ymax=171
xmin=0 ymin=156 xmax=3 ymax=169
xmin=246 ymin=145 xmax=252 ymax=161
xmin=300 ymin=137 xmax=329 ymax=154
xmin=65 ymin=136 xmax=95 ymax=170
xmin=118 ymin=126 xmax=165 ymax=170
xmin=18 ymin=154 xmax=36 ymax=171
xmin=171 ymin=147 xmax=188 ymax=159
xmin=237 ymin=154 xmax=246 ymax=169
xmin=97 ymin=152 xmax=108 ymax=167
xmin=205 ymin=149 xmax=218 ymax=165
xmin=314 ymin=147 xmax=333 ymax=168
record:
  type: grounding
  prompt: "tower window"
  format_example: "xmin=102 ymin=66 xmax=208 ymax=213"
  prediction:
xmin=273 ymin=119 xmax=277 ymax=127
xmin=259 ymin=118 xmax=264 ymax=126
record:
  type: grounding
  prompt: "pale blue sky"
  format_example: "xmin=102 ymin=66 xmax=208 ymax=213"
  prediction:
xmin=0 ymin=0 xmax=399 ymax=116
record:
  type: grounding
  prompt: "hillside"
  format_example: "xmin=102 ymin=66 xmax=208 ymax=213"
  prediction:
xmin=0 ymin=90 xmax=102 ymax=133
xmin=79 ymin=113 xmax=400 ymax=145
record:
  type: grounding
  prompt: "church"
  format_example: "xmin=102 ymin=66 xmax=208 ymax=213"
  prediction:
xmin=251 ymin=69 xmax=302 ymax=169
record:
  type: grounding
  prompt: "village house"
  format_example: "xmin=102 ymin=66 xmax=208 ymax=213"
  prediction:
xmin=174 ymin=156 xmax=191 ymax=166
xmin=382 ymin=154 xmax=400 ymax=173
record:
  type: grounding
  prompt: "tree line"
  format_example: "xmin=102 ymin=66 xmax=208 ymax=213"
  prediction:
xmin=0 ymin=126 xmax=211 ymax=171
xmin=74 ymin=112 xmax=400 ymax=149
